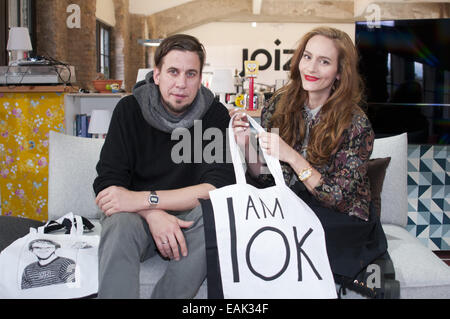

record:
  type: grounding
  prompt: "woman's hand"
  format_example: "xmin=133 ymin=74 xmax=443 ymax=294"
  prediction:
xmin=229 ymin=108 xmax=250 ymax=148
xmin=257 ymin=131 xmax=297 ymax=164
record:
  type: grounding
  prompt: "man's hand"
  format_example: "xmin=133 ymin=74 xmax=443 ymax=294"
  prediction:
xmin=95 ymin=186 xmax=145 ymax=216
xmin=139 ymin=209 xmax=194 ymax=261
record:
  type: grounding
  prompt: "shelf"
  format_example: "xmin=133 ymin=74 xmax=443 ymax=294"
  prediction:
xmin=0 ymin=85 xmax=78 ymax=93
xmin=66 ymin=92 xmax=130 ymax=98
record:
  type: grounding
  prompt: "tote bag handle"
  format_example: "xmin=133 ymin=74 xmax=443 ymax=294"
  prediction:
xmin=37 ymin=213 xmax=84 ymax=236
xmin=228 ymin=113 xmax=286 ymax=186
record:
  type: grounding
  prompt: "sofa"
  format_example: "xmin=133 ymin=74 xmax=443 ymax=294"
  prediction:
xmin=47 ymin=130 xmax=450 ymax=299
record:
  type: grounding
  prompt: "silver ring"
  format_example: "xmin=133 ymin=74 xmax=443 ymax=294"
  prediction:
xmin=161 ymin=242 xmax=168 ymax=245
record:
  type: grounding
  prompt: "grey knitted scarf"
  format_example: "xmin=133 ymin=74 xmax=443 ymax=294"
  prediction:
xmin=132 ymin=71 xmax=214 ymax=133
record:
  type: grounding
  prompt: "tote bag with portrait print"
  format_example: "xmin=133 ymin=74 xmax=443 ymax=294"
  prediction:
xmin=0 ymin=213 xmax=99 ymax=299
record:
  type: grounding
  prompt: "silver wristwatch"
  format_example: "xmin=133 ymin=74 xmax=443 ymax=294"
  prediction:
xmin=148 ymin=190 xmax=159 ymax=208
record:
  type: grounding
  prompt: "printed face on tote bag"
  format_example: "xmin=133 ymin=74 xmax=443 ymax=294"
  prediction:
xmin=0 ymin=213 xmax=99 ymax=299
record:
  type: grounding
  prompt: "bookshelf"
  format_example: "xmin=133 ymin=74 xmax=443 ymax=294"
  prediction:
xmin=64 ymin=93 xmax=128 ymax=136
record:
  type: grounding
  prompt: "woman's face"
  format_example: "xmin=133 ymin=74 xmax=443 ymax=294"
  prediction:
xmin=298 ymin=35 xmax=340 ymax=100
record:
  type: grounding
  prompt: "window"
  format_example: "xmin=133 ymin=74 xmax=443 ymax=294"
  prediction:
xmin=8 ymin=0 xmax=33 ymax=29
xmin=0 ymin=0 xmax=7 ymax=65
xmin=1 ymin=0 xmax=35 ymax=66
xmin=96 ymin=21 xmax=111 ymax=79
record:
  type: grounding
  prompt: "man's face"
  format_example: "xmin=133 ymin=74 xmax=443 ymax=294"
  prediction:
xmin=31 ymin=242 xmax=56 ymax=260
xmin=153 ymin=50 xmax=202 ymax=116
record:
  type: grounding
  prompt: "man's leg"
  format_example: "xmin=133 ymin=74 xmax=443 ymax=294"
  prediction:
xmin=151 ymin=205 xmax=206 ymax=299
xmin=98 ymin=212 xmax=156 ymax=299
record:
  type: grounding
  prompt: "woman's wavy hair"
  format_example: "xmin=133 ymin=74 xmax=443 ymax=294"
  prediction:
xmin=269 ymin=27 xmax=365 ymax=166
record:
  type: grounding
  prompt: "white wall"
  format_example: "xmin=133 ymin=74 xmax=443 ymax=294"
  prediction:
xmin=96 ymin=0 xmax=116 ymax=27
xmin=185 ymin=22 xmax=355 ymax=88
xmin=129 ymin=0 xmax=194 ymax=15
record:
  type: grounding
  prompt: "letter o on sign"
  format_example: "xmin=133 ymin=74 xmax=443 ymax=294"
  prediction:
xmin=245 ymin=226 xmax=290 ymax=281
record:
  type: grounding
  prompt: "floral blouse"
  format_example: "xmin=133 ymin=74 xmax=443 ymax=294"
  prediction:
xmin=257 ymin=99 xmax=374 ymax=221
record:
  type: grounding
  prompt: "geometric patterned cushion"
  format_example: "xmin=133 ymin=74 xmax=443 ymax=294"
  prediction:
xmin=406 ymin=144 xmax=449 ymax=250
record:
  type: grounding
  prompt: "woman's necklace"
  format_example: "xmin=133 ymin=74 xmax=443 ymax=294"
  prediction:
xmin=300 ymin=103 xmax=323 ymax=158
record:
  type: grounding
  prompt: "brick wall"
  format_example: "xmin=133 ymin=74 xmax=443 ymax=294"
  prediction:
xmin=112 ymin=0 xmax=147 ymax=92
xmin=35 ymin=0 xmax=97 ymax=91
xmin=34 ymin=0 xmax=147 ymax=92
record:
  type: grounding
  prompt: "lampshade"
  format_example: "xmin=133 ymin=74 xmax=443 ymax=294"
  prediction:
xmin=136 ymin=68 xmax=152 ymax=83
xmin=210 ymin=69 xmax=235 ymax=94
xmin=88 ymin=110 xmax=112 ymax=136
xmin=7 ymin=27 xmax=32 ymax=51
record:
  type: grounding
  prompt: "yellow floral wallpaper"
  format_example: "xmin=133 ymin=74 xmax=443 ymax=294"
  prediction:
xmin=0 ymin=92 xmax=65 ymax=222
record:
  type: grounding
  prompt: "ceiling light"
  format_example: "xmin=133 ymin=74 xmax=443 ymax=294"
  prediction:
xmin=138 ymin=39 xmax=162 ymax=47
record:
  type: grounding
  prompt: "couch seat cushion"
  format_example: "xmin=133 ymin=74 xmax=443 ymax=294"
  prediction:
xmin=383 ymin=224 xmax=450 ymax=298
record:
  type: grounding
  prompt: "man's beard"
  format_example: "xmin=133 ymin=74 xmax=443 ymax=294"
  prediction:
xmin=162 ymin=98 xmax=192 ymax=116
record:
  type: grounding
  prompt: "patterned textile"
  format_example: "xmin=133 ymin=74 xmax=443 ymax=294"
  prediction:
xmin=0 ymin=92 xmax=65 ymax=221
xmin=406 ymin=144 xmax=450 ymax=250
xmin=258 ymin=98 xmax=374 ymax=221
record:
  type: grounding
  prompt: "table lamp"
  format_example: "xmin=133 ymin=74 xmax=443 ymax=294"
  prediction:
xmin=136 ymin=68 xmax=152 ymax=83
xmin=210 ymin=69 xmax=235 ymax=105
xmin=88 ymin=110 xmax=112 ymax=139
xmin=7 ymin=27 xmax=32 ymax=66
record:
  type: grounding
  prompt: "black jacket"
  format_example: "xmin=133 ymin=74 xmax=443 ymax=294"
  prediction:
xmin=93 ymin=94 xmax=235 ymax=196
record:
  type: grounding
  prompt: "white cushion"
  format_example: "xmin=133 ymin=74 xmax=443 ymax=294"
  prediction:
xmin=48 ymin=131 xmax=105 ymax=220
xmin=371 ymin=133 xmax=408 ymax=227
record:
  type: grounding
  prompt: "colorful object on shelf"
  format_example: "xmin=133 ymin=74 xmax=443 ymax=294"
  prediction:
xmin=0 ymin=92 xmax=65 ymax=221
xmin=235 ymin=94 xmax=245 ymax=108
xmin=92 ymin=80 xmax=123 ymax=93
xmin=244 ymin=61 xmax=259 ymax=111
xmin=244 ymin=61 xmax=259 ymax=78
xmin=110 ymin=83 xmax=120 ymax=93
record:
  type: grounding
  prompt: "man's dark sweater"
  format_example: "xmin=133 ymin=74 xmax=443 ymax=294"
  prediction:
xmin=93 ymin=94 xmax=235 ymax=197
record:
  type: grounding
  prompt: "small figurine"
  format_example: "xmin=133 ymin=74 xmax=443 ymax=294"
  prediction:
xmin=110 ymin=83 xmax=120 ymax=93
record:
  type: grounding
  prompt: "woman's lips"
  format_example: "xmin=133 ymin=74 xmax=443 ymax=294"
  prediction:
xmin=304 ymin=75 xmax=319 ymax=82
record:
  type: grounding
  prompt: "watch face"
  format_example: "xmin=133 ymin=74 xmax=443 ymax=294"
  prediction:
xmin=150 ymin=195 xmax=159 ymax=204
xmin=301 ymin=171 xmax=310 ymax=179
xmin=299 ymin=168 xmax=312 ymax=181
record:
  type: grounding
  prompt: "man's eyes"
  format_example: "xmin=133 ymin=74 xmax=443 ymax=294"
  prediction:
xmin=167 ymin=69 xmax=197 ymax=77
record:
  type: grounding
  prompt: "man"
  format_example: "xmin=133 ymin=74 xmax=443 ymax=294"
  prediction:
xmin=22 ymin=239 xmax=75 ymax=289
xmin=93 ymin=34 xmax=234 ymax=299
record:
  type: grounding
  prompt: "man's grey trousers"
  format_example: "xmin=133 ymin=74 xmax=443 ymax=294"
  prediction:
xmin=97 ymin=205 xmax=206 ymax=299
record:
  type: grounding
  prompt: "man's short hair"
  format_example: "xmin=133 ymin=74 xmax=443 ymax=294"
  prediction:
xmin=28 ymin=239 xmax=61 ymax=251
xmin=154 ymin=34 xmax=206 ymax=73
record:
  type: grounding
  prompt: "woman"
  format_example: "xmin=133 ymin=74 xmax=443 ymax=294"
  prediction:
xmin=232 ymin=27 xmax=387 ymax=294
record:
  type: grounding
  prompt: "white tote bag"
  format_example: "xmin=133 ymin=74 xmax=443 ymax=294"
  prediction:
xmin=208 ymin=114 xmax=337 ymax=299
xmin=0 ymin=213 xmax=99 ymax=299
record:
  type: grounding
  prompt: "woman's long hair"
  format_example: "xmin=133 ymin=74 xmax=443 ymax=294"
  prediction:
xmin=269 ymin=27 xmax=365 ymax=166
